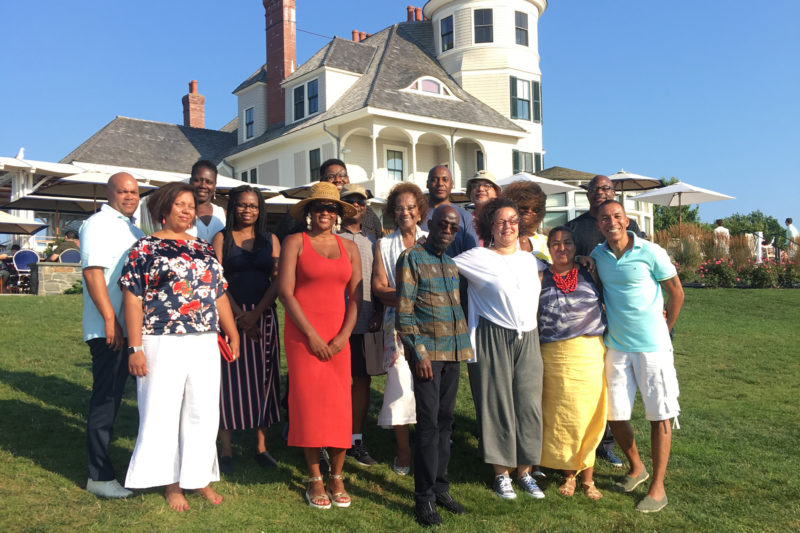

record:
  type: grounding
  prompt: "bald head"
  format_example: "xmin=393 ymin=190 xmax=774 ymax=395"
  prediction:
xmin=586 ymin=174 xmax=616 ymax=212
xmin=106 ymin=172 xmax=140 ymax=218
xmin=427 ymin=205 xmax=459 ymax=254
xmin=427 ymin=165 xmax=454 ymax=206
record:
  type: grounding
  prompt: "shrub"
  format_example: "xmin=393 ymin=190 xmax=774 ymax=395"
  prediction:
xmin=697 ymin=259 xmax=738 ymax=288
xmin=778 ymin=261 xmax=800 ymax=288
xmin=739 ymin=260 xmax=780 ymax=289
xmin=64 ymin=280 xmax=83 ymax=295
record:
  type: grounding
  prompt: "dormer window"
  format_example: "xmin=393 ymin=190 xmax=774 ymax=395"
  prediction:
xmin=403 ymin=77 xmax=457 ymax=99
xmin=292 ymin=78 xmax=320 ymax=122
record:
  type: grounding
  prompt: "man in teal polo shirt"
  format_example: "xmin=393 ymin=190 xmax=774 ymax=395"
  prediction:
xmin=80 ymin=172 xmax=144 ymax=498
xmin=591 ymin=200 xmax=684 ymax=513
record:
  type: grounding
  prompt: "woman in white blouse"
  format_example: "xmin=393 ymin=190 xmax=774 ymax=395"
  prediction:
xmin=371 ymin=183 xmax=428 ymax=475
xmin=453 ymin=197 xmax=546 ymax=501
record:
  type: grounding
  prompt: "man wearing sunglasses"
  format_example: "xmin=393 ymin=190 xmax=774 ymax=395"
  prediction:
xmin=566 ymin=175 xmax=646 ymax=258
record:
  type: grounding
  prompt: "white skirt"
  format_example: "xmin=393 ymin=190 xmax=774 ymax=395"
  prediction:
xmin=377 ymin=353 xmax=416 ymax=428
xmin=125 ymin=332 xmax=221 ymax=490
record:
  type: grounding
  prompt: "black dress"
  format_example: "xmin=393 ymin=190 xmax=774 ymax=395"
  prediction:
xmin=219 ymin=235 xmax=280 ymax=430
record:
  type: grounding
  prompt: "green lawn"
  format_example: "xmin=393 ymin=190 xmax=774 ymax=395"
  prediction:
xmin=0 ymin=289 xmax=798 ymax=532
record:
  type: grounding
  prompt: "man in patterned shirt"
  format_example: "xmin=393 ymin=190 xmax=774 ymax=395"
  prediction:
xmin=396 ymin=205 xmax=473 ymax=527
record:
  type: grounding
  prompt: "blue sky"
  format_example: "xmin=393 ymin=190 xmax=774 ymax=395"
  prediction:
xmin=2 ymin=0 xmax=798 ymax=223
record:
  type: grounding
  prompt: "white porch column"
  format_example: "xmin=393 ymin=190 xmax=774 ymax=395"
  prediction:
xmin=371 ymin=133 xmax=378 ymax=182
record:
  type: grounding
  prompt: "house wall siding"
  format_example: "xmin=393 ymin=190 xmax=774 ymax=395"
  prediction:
xmin=237 ymin=85 xmax=267 ymax=144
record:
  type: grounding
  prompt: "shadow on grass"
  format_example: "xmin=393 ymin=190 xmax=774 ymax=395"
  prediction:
xmin=0 ymin=370 xmax=140 ymax=485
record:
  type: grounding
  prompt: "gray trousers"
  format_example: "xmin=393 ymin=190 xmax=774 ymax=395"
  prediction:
xmin=477 ymin=317 xmax=543 ymax=467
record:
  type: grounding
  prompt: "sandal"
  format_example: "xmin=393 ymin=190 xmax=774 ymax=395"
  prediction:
xmin=582 ymin=481 xmax=603 ymax=501
xmin=326 ymin=474 xmax=351 ymax=508
xmin=303 ymin=476 xmax=331 ymax=509
xmin=558 ymin=474 xmax=577 ymax=497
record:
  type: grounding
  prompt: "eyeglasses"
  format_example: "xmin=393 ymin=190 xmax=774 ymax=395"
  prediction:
xmin=472 ymin=181 xmax=494 ymax=191
xmin=394 ymin=205 xmax=417 ymax=213
xmin=517 ymin=206 xmax=538 ymax=214
xmin=493 ymin=218 xmax=520 ymax=228
xmin=235 ymin=203 xmax=260 ymax=211
xmin=588 ymin=185 xmax=615 ymax=194
xmin=323 ymin=171 xmax=348 ymax=181
xmin=311 ymin=203 xmax=340 ymax=214
xmin=344 ymin=197 xmax=366 ymax=207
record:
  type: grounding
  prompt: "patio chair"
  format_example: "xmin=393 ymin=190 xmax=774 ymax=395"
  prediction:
xmin=59 ymin=248 xmax=81 ymax=264
xmin=11 ymin=249 xmax=39 ymax=294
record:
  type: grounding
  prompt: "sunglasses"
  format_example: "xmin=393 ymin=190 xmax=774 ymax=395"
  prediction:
xmin=310 ymin=202 xmax=341 ymax=214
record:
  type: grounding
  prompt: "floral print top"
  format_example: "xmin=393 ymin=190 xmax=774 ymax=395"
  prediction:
xmin=119 ymin=236 xmax=227 ymax=335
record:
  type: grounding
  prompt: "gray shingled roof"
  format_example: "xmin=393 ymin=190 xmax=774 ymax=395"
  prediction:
xmin=284 ymin=37 xmax=376 ymax=83
xmin=61 ymin=116 xmax=236 ymax=173
xmin=224 ymin=21 xmax=524 ymax=158
xmin=537 ymin=166 xmax=599 ymax=182
xmin=233 ymin=65 xmax=267 ymax=94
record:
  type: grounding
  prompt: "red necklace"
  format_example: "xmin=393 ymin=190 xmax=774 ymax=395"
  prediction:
xmin=552 ymin=266 xmax=578 ymax=294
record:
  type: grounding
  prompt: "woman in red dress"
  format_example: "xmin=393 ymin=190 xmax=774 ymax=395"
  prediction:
xmin=278 ymin=182 xmax=362 ymax=509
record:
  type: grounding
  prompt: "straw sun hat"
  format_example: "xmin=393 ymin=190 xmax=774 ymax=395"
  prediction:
xmin=289 ymin=181 xmax=357 ymax=221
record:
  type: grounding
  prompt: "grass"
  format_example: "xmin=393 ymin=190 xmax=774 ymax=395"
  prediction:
xmin=0 ymin=290 xmax=799 ymax=532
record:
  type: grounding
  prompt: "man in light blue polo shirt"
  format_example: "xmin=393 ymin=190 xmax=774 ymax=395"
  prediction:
xmin=79 ymin=172 xmax=144 ymax=498
xmin=591 ymin=200 xmax=684 ymax=514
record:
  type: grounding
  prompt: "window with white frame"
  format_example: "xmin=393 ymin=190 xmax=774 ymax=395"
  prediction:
xmin=239 ymin=168 xmax=258 ymax=184
xmin=476 ymin=150 xmax=484 ymax=172
xmin=441 ymin=15 xmax=454 ymax=52
xmin=474 ymin=9 xmax=493 ymax=43
xmin=515 ymin=11 xmax=528 ymax=46
xmin=245 ymin=107 xmax=254 ymax=139
xmin=387 ymin=149 xmax=404 ymax=181
xmin=510 ymin=77 xmax=530 ymax=120
xmin=512 ymin=149 xmax=535 ymax=174
xmin=403 ymin=76 xmax=456 ymax=99
xmin=292 ymin=78 xmax=320 ymax=122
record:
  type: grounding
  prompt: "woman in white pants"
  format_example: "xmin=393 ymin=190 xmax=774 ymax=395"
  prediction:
xmin=372 ymin=183 xmax=428 ymax=475
xmin=121 ymin=182 xmax=239 ymax=512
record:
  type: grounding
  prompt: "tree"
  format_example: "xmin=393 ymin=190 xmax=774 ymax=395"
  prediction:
xmin=722 ymin=210 xmax=785 ymax=247
xmin=652 ymin=177 xmax=701 ymax=231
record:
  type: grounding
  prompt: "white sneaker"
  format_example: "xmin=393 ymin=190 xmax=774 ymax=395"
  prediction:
xmin=86 ymin=478 xmax=133 ymax=499
xmin=493 ymin=474 xmax=517 ymax=500
xmin=518 ymin=473 xmax=545 ymax=499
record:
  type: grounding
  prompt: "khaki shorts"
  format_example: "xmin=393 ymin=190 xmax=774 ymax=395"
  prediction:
xmin=605 ymin=347 xmax=680 ymax=422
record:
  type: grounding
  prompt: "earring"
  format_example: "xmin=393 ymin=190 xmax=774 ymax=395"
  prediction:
xmin=161 ymin=216 xmax=166 ymax=225
xmin=334 ymin=215 xmax=342 ymax=232
xmin=305 ymin=214 xmax=312 ymax=231
xmin=489 ymin=236 xmax=494 ymax=248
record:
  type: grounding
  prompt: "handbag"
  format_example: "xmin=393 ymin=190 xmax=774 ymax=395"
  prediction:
xmin=218 ymin=333 xmax=235 ymax=363
xmin=363 ymin=330 xmax=385 ymax=376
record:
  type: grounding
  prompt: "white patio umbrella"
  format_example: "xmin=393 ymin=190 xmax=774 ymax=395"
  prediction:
xmin=630 ymin=181 xmax=735 ymax=226
xmin=0 ymin=211 xmax=48 ymax=235
xmin=607 ymin=169 xmax=662 ymax=192
xmin=496 ymin=172 xmax=581 ymax=195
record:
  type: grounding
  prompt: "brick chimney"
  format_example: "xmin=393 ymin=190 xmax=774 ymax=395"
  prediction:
xmin=264 ymin=0 xmax=296 ymax=129
xmin=407 ymin=6 xmax=414 ymax=21
xmin=182 ymin=80 xmax=205 ymax=129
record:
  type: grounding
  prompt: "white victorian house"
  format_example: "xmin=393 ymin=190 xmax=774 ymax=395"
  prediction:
xmin=222 ymin=0 xmax=547 ymax=198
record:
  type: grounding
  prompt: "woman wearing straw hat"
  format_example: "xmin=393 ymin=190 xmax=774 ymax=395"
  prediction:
xmin=278 ymin=182 xmax=362 ymax=509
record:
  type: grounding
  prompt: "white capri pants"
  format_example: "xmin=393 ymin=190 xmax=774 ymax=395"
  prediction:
xmin=125 ymin=333 xmax=221 ymax=490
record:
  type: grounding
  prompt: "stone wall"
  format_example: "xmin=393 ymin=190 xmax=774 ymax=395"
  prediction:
xmin=31 ymin=262 xmax=82 ymax=295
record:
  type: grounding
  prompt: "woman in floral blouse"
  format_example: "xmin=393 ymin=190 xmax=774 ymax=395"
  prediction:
xmin=120 ymin=181 xmax=239 ymax=512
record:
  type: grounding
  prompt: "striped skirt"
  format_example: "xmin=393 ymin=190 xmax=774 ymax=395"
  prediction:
xmin=220 ymin=305 xmax=281 ymax=430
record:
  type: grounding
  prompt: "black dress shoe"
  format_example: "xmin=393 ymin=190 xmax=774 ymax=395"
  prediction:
xmin=435 ymin=491 xmax=466 ymax=514
xmin=415 ymin=501 xmax=443 ymax=527
xmin=219 ymin=455 xmax=234 ymax=475
xmin=254 ymin=451 xmax=278 ymax=468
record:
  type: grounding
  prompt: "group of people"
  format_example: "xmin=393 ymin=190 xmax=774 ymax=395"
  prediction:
xmin=77 ymin=158 xmax=685 ymax=524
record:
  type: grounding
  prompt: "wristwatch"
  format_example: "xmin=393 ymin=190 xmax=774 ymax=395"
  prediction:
xmin=127 ymin=346 xmax=143 ymax=355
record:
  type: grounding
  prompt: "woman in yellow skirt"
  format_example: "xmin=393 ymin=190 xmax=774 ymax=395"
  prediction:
xmin=538 ymin=226 xmax=607 ymax=500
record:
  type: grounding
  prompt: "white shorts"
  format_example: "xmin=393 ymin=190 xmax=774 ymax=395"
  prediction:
xmin=605 ymin=347 xmax=680 ymax=422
